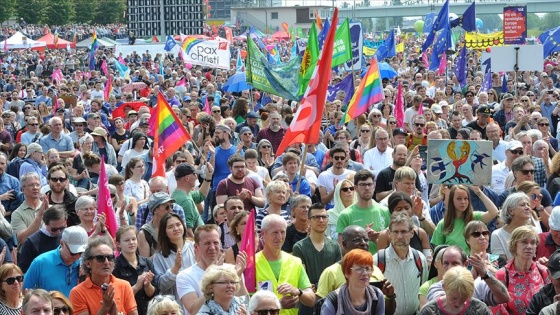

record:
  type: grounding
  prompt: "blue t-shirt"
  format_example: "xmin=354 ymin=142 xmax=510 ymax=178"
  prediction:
xmin=212 ymin=145 xmax=236 ymax=190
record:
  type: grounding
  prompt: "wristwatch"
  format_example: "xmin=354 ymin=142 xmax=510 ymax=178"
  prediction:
xmin=298 ymin=289 xmax=303 ymax=297
xmin=481 ymin=272 xmax=490 ymax=280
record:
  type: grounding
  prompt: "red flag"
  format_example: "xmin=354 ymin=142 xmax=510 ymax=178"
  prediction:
xmin=53 ymin=95 xmax=59 ymax=112
xmin=437 ymin=52 xmax=446 ymax=76
xmin=422 ymin=51 xmax=429 ymax=69
xmin=275 ymin=8 xmax=339 ymax=156
xmin=394 ymin=81 xmax=405 ymax=128
xmin=97 ymin=158 xmax=118 ymax=238
xmin=224 ymin=27 xmax=233 ymax=43
xmin=240 ymin=209 xmax=256 ymax=292
xmin=203 ymin=95 xmax=211 ymax=115
xmin=152 ymin=91 xmax=192 ymax=177
xmin=175 ymin=77 xmax=186 ymax=87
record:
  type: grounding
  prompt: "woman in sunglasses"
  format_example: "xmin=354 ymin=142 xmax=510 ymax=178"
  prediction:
xmin=463 ymin=221 xmax=499 ymax=276
xmin=248 ymin=290 xmax=280 ymax=315
xmin=516 ymin=181 xmax=549 ymax=232
xmin=491 ymin=192 xmax=537 ymax=262
xmin=327 ymin=179 xmax=356 ymax=240
xmin=50 ymin=291 xmax=73 ymax=315
xmin=69 ymin=238 xmax=137 ymax=315
xmin=0 ymin=263 xmax=23 ymax=315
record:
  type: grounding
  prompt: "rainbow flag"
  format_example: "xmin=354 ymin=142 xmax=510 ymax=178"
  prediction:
xmin=152 ymin=91 xmax=192 ymax=177
xmin=89 ymin=30 xmax=99 ymax=70
xmin=104 ymin=76 xmax=113 ymax=101
xmin=342 ymin=57 xmax=384 ymax=124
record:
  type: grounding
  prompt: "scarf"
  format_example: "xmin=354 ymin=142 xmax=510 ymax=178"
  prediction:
xmin=203 ymin=296 xmax=244 ymax=315
xmin=328 ymin=180 xmax=356 ymax=226
xmin=336 ymin=283 xmax=377 ymax=315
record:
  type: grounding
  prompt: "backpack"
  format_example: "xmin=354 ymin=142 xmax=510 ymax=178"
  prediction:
xmin=6 ymin=158 xmax=28 ymax=178
xmin=314 ymin=289 xmax=378 ymax=315
xmin=377 ymin=248 xmax=424 ymax=287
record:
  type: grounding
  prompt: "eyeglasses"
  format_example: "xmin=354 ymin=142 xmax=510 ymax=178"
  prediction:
xmin=261 ymin=145 xmax=271 ymax=149
xmin=159 ymin=204 xmax=172 ymax=211
xmin=25 ymin=184 xmax=41 ymax=189
xmin=488 ymin=92 xmax=495 ymax=95
xmin=527 ymin=94 xmax=535 ymax=96
xmin=310 ymin=215 xmax=329 ymax=221
xmin=415 ymin=123 xmax=425 ymax=127
xmin=358 ymin=183 xmax=374 ymax=187
xmin=2 ymin=275 xmax=23 ymax=285
xmin=521 ymin=100 xmax=529 ymax=103
xmin=509 ymin=149 xmax=524 ymax=155
xmin=214 ymin=280 xmax=239 ymax=286
xmin=54 ymin=306 xmax=70 ymax=315
xmin=90 ymin=254 xmax=116 ymax=262
xmin=341 ymin=186 xmax=355 ymax=192
xmin=50 ymin=226 xmax=66 ymax=233
xmin=388 ymin=121 xmax=397 ymax=124
xmin=372 ymin=114 xmax=381 ymax=118
xmin=519 ymin=169 xmax=535 ymax=175
xmin=530 ymin=193 xmax=543 ymax=200
xmin=350 ymin=266 xmax=373 ymax=274
xmin=50 ymin=177 xmax=67 ymax=183
xmin=134 ymin=164 xmax=145 ymax=169
xmin=470 ymin=231 xmax=490 ymax=238
xmin=255 ymin=310 xmax=280 ymax=315
xmin=360 ymin=129 xmax=371 ymax=133
xmin=539 ymin=123 xmax=550 ymax=126
xmin=212 ymin=110 xmax=221 ymax=113
xmin=333 ymin=156 xmax=346 ymax=161
xmin=28 ymin=123 xmax=38 ymax=126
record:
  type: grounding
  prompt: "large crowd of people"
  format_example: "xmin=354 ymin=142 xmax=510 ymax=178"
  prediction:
xmin=0 ymin=18 xmax=560 ymax=315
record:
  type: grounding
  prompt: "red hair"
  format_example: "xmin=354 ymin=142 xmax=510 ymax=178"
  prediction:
xmin=341 ymin=249 xmax=373 ymax=278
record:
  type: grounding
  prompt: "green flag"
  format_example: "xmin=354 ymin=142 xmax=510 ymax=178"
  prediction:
xmin=297 ymin=22 xmax=319 ymax=98
xmin=297 ymin=27 xmax=304 ymax=38
xmin=332 ymin=18 xmax=352 ymax=67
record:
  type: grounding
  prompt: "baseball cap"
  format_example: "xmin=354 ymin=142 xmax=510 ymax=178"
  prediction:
xmin=549 ymin=206 xmax=560 ymax=231
xmin=431 ymin=104 xmax=443 ymax=114
xmin=127 ymin=110 xmax=138 ymax=117
xmin=548 ymin=249 xmax=560 ymax=279
xmin=239 ymin=126 xmax=252 ymax=135
xmin=87 ymin=113 xmax=100 ymax=119
xmin=174 ymin=163 xmax=204 ymax=179
xmin=506 ymin=140 xmax=523 ymax=151
xmin=73 ymin=117 xmax=86 ymax=124
xmin=502 ymin=93 xmax=514 ymax=100
xmin=477 ymin=105 xmax=492 ymax=116
xmin=393 ymin=128 xmax=407 ymax=137
xmin=246 ymin=111 xmax=259 ymax=119
xmin=26 ymin=143 xmax=43 ymax=158
xmin=61 ymin=226 xmax=88 ymax=254
xmin=56 ymin=107 xmax=65 ymax=113
xmin=148 ymin=192 xmax=176 ymax=213
xmin=91 ymin=127 xmax=108 ymax=138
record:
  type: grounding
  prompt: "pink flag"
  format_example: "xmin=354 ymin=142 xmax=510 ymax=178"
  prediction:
xmin=422 ymin=51 xmax=429 ymax=69
xmin=53 ymin=95 xmax=59 ymax=112
xmin=118 ymin=56 xmax=126 ymax=65
xmin=418 ymin=101 xmax=424 ymax=116
xmin=97 ymin=158 xmax=118 ymax=238
xmin=101 ymin=60 xmax=109 ymax=77
xmin=240 ymin=209 xmax=256 ymax=292
xmin=437 ymin=52 xmax=446 ymax=76
xmin=394 ymin=81 xmax=405 ymax=128
xmin=203 ymin=95 xmax=211 ymax=115
xmin=175 ymin=77 xmax=186 ymax=87
xmin=51 ymin=69 xmax=63 ymax=84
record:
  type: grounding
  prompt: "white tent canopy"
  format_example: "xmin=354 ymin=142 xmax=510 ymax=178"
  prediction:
xmin=76 ymin=37 xmax=116 ymax=48
xmin=0 ymin=31 xmax=46 ymax=50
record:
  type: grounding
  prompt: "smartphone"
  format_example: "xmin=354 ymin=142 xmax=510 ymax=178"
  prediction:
xmin=369 ymin=281 xmax=383 ymax=289
xmin=548 ymin=90 xmax=554 ymax=94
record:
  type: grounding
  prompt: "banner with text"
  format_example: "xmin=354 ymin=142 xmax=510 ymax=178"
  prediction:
xmin=503 ymin=6 xmax=527 ymax=45
xmin=183 ymin=38 xmax=231 ymax=70
xmin=343 ymin=22 xmax=364 ymax=71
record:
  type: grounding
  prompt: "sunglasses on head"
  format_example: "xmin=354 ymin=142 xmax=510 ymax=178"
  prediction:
xmin=90 ymin=254 xmax=115 ymax=263
xmin=54 ymin=306 xmax=70 ymax=315
xmin=255 ymin=310 xmax=280 ymax=315
xmin=341 ymin=186 xmax=355 ymax=192
xmin=470 ymin=231 xmax=490 ymax=238
xmin=3 ymin=275 xmax=23 ymax=285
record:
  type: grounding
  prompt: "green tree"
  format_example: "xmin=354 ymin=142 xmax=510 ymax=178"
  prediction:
xmin=44 ymin=0 xmax=75 ymax=25
xmin=15 ymin=0 xmax=47 ymax=24
xmin=0 ymin=0 xmax=16 ymax=24
xmin=73 ymin=0 xmax=97 ymax=24
xmin=542 ymin=13 xmax=560 ymax=31
xmin=479 ymin=14 xmax=502 ymax=32
xmin=94 ymin=0 xmax=126 ymax=24
xmin=526 ymin=13 xmax=541 ymax=30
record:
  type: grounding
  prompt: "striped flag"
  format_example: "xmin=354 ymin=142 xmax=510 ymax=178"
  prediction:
xmin=342 ymin=57 xmax=384 ymax=124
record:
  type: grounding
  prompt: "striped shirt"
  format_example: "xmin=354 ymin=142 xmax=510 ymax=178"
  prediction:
xmin=255 ymin=208 xmax=290 ymax=233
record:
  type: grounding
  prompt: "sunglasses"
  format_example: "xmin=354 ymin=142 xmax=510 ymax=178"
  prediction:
xmin=333 ymin=156 xmax=346 ymax=161
xmin=54 ymin=306 xmax=70 ymax=315
xmin=3 ymin=275 xmax=23 ymax=285
xmin=159 ymin=204 xmax=172 ymax=210
xmin=539 ymin=123 xmax=550 ymax=126
xmin=415 ymin=123 xmax=425 ymax=127
xmin=341 ymin=186 xmax=355 ymax=192
xmin=470 ymin=231 xmax=490 ymax=238
xmin=527 ymin=94 xmax=535 ymax=96
xmin=260 ymin=145 xmax=271 ymax=149
xmin=255 ymin=310 xmax=280 ymax=315
xmin=28 ymin=123 xmax=38 ymax=126
xmin=521 ymin=100 xmax=529 ymax=103
xmin=90 ymin=254 xmax=116 ymax=263
xmin=530 ymin=193 xmax=543 ymax=201
xmin=519 ymin=169 xmax=535 ymax=175
xmin=50 ymin=177 xmax=67 ymax=183
xmin=360 ymin=129 xmax=371 ymax=133
xmin=50 ymin=226 xmax=66 ymax=233
xmin=372 ymin=114 xmax=381 ymax=118
xmin=65 ymin=243 xmax=82 ymax=256
xmin=388 ymin=121 xmax=397 ymax=124
xmin=212 ymin=110 xmax=221 ymax=113
xmin=509 ymin=149 xmax=524 ymax=155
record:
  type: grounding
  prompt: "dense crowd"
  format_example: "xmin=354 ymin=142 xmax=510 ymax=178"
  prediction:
xmin=1 ymin=19 xmax=560 ymax=315
xmin=1 ymin=22 xmax=129 ymax=41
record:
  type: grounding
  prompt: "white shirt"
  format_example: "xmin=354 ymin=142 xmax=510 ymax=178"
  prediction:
xmin=493 ymin=140 xmax=507 ymax=163
xmin=317 ymin=168 xmax=356 ymax=209
xmin=491 ymin=161 xmax=510 ymax=194
xmin=404 ymin=108 xmax=419 ymax=130
xmin=363 ymin=147 xmax=393 ymax=177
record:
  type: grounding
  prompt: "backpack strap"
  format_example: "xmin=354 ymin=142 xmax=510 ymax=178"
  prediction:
xmin=411 ymin=248 xmax=424 ymax=286
xmin=377 ymin=249 xmax=386 ymax=273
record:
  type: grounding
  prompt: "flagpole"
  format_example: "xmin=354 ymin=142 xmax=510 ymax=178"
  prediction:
xmin=295 ymin=145 xmax=309 ymax=193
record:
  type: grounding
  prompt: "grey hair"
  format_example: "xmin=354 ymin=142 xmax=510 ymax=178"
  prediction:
xmin=75 ymin=195 xmax=96 ymax=211
xmin=500 ymin=192 xmax=530 ymax=225
xmin=22 ymin=289 xmax=52 ymax=314
xmin=248 ymin=290 xmax=281 ymax=312
xmin=514 ymin=131 xmax=529 ymax=141
xmin=49 ymin=116 xmax=62 ymax=126
xmin=148 ymin=176 xmax=168 ymax=188
xmin=21 ymin=172 xmax=40 ymax=186
xmin=533 ymin=140 xmax=549 ymax=154
xmin=82 ymin=237 xmax=114 ymax=275
xmin=526 ymin=129 xmax=542 ymax=141
xmin=79 ymin=134 xmax=94 ymax=146
xmin=290 ymin=195 xmax=311 ymax=210
xmin=261 ymin=214 xmax=287 ymax=232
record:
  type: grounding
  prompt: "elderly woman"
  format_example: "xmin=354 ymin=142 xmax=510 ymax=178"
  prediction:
xmin=257 ymin=139 xmax=275 ymax=173
xmin=420 ymin=266 xmax=491 ymax=314
xmin=516 ymin=181 xmax=549 ymax=232
xmin=50 ymin=291 xmax=73 ymax=315
xmin=147 ymin=295 xmax=182 ymax=315
xmin=69 ymin=238 xmax=137 ymax=315
xmin=464 ymin=221 xmax=499 ymax=276
xmin=492 ymin=226 xmax=550 ymax=315
xmin=248 ymin=290 xmax=280 ymax=315
xmin=256 ymin=180 xmax=290 ymax=232
xmin=328 ymin=179 xmax=357 ymax=240
xmin=0 ymin=263 xmax=23 ymax=314
xmin=491 ymin=192 xmax=538 ymax=261
xmin=75 ymin=195 xmax=109 ymax=238
xmin=320 ymin=249 xmax=385 ymax=315
xmin=197 ymin=265 xmax=248 ymax=315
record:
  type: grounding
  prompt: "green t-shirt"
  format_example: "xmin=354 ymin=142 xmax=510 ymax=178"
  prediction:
xmin=292 ymin=237 xmax=342 ymax=285
xmin=171 ymin=189 xmax=204 ymax=229
xmin=336 ymin=202 xmax=391 ymax=254
xmin=419 ymin=277 xmax=439 ymax=297
xmin=431 ymin=211 xmax=484 ymax=254
xmin=268 ymin=257 xmax=312 ymax=290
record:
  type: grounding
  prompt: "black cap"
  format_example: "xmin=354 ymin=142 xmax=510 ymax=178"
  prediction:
xmin=174 ymin=163 xmax=204 ymax=179
xmin=477 ymin=105 xmax=492 ymax=116
xmin=393 ymin=128 xmax=407 ymax=137
xmin=548 ymin=249 xmax=560 ymax=279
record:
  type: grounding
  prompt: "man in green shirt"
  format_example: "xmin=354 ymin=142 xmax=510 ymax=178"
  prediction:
xmin=336 ymin=169 xmax=390 ymax=254
xmin=171 ymin=163 xmax=213 ymax=237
